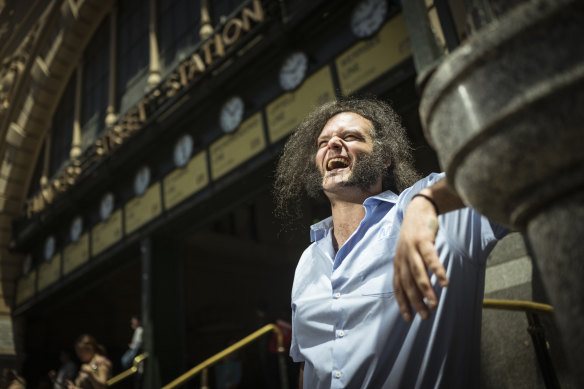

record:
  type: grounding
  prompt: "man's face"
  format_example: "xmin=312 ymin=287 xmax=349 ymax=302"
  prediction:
xmin=314 ymin=112 xmax=385 ymax=195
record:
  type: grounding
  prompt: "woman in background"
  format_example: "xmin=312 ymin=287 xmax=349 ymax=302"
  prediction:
xmin=67 ymin=334 xmax=112 ymax=389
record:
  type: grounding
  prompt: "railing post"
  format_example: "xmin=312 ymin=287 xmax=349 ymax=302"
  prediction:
xmin=525 ymin=312 xmax=561 ymax=389
xmin=277 ymin=352 xmax=289 ymax=389
xmin=274 ymin=327 xmax=289 ymax=389
xmin=201 ymin=368 xmax=209 ymax=389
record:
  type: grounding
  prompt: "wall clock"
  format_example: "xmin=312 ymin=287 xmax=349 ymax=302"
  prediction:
xmin=173 ymin=134 xmax=194 ymax=168
xmin=44 ymin=235 xmax=55 ymax=261
xmin=70 ymin=216 xmax=83 ymax=242
xmin=100 ymin=192 xmax=115 ymax=221
xmin=23 ymin=254 xmax=32 ymax=275
xmin=220 ymin=96 xmax=244 ymax=133
xmin=134 ymin=166 xmax=151 ymax=196
xmin=279 ymin=51 xmax=309 ymax=91
xmin=350 ymin=0 xmax=388 ymax=38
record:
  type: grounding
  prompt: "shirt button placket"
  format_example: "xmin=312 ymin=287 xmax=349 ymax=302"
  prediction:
xmin=331 ymin=291 xmax=344 ymax=388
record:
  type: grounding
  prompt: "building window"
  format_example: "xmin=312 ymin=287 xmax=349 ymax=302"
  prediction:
xmin=82 ymin=17 xmax=110 ymax=150
xmin=158 ymin=0 xmax=201 ymax=78
xmin=117 ymin=0 xmax=149 ymax=114
xmin=49 ymin=74 xmax=75 ymax=177
xmin=212 ymin=0 xmax=246 ymax=25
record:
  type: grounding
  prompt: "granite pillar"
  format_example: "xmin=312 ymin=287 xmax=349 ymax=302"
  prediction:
xmin=419 ymin=0 xmax=584 ymax=385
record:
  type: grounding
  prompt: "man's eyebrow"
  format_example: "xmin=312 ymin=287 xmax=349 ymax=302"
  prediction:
xmin=317 ymin=129 xmax=365 ymax=140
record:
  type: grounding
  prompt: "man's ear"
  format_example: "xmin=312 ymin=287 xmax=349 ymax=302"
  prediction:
xmin=386 ymin=156 xmax=392 ymax=168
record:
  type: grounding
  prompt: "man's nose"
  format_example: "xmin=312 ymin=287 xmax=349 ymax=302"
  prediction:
xmin=328 ymin=136 xmax=343 ymax=149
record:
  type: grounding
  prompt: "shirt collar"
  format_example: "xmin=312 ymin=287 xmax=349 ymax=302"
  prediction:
xmin=309 ymin=190 xmax=399 ymax=242
xmin=365 ymin=189 xmax=399 ymax=204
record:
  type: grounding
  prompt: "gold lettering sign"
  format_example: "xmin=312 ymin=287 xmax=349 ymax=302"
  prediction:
xmin=24 ymin=0 xmax=265 ymax=219
xmin=16 ymin=270 xmax=36 ymax=305
xmin=91 ymin=210 xmax=123 ymax=257
xmin=210 ymin=113 xmax=266 ymax=180
xmin=125 ymin=182 xmax=162 ymax=234
xmin=336 ymin=14 xmax=411 ymax=95
xmin=63 ymin=233 xmax=89 ymax=274
xmin=266 ymin=66 xmax=335 ymax=143
xmin=38 ymin=254 xmax=61 ymax=291
xmin=163 ymin=151 xmax=209 ymax=210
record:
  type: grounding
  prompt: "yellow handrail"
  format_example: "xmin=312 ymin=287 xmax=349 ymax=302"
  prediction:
xmin=163 ymin=323 xmax=285 ymax=389
xmin=107 ymin=353 xmax=149 ymax=387
xmin=483 ymin=299 xmax=553 ymax=315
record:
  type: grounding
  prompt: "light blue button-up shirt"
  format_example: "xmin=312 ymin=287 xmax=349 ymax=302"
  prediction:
xmin=290 ymin=174 xmax=508 ymax=388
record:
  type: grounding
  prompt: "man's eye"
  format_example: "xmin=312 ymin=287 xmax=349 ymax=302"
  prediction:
xmin=318 ymin=140 xmax=328 ymax=148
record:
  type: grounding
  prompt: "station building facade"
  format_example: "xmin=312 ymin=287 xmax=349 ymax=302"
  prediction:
xmin=0 ymin=0 xmax=564 ymax=387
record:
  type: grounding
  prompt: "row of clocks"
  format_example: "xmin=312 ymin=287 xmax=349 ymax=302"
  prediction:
xmin=33 ymin=0 xmax=390 ymax=268
xmin=38 ymin=133 xmax=196 ymax=265
xmin=219 ymin=0 xmax=389 ymax=134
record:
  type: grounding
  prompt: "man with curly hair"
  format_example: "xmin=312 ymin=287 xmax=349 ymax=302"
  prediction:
xmin=275 ymin=97 xmax=507 ymax=388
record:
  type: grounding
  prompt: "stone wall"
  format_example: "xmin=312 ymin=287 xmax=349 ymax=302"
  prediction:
xmin=481 ymin=232 xmax=571 ymax=388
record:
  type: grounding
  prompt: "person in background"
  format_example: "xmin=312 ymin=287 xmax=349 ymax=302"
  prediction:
xmin=67 ymin=334 xmax=112 ymax=389
xmin=121 ymin=315 xmax=143 ymax=370
xmin=0 ymin=369 xmax=25 ymax=389
xmin=48 ymin=350 xmax=76 ymax=389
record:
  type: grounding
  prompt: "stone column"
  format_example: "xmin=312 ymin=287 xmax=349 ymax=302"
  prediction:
xmin=105 ymin=3 xmax=118 ymax=128
xmin=419 ymin=0 xmax=584 ymax=385
xmin=147 ymin=0 xmax=161 ymax=89
xmin=141 ymin=235 xmax=186 ymax=388
xmin=200 ymin=0 xmax=213 ymax=40
xmin=71 ymin=65 xmax=83 ymax=158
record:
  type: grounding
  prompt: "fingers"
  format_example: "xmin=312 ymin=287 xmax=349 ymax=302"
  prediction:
xmin=393 ymin=266 xmax=411 ymax=322
xmin=394 ymin=247 xmax=429 ymax=321
xmin=403 ymin=250 xmax=431 ymax=319
xmin=394 ymin=242 xmax=449 ymax=322
xmin=418 ymin=240 xmax=447 ymax=287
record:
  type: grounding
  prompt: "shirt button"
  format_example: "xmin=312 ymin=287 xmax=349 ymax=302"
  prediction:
xmin=337 ymin=330 xmax=345 ymax=337
xmin=333 ymin=292 xmax=341 ymax=299
xmin=334 ymin=371 xmax=342 ymax=378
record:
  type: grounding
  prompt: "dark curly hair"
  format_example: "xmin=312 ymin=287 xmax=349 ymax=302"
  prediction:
xmin=273 ymin=97 xmax=420 ymax=221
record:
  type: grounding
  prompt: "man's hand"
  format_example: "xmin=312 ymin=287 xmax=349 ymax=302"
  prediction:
xmin=393 ymin=179 xmax=464 ymax=321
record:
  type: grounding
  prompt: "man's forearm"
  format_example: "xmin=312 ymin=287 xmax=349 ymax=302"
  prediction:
xmin=394 ymin=177 xmax=463 ymax=321
xmin=417 ymin=178 xmax=465 ymax=215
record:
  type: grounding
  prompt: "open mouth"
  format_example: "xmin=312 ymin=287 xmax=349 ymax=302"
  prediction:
xmin=326 ymin=157 xmax=350 ymax=171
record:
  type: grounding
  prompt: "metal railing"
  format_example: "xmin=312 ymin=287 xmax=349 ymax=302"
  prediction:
xmin=482 ymin=299 xmax=559 ymax=389
xmin=163 ymin=323 xmax=288 ymax=389
xmin=107 ymin=353 xmax=149 ymax=387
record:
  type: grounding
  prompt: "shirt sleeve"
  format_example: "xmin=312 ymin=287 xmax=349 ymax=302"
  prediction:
xmin=394 ymin=172 xmax=445 ymax=222
xmin=439 ymin=208 xmax=509 ymax=265
xmin=289 ymin=301 xmax=304 ymax=362
xmin=397 ymin=173 xmax=508 ymax=264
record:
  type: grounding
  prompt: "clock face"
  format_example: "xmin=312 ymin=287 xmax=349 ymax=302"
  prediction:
xmin=220 ymin=96 xmax=244 ymax=133
xmin=70 ymin=216 xmax=83 ymax=242
xmin=23 ymin=254 xmax=32 ymax=275
xmin=44 ymin=235 xmax=55 ymax=261
xmin=279 ymin=51 xmax=309 ymax=91
xmin=134 ymin=166 xmax=151 ymax=196
xmin=350 ymin=0 xmax=388 ymax=38
xmin=100 ymin=192 xmax=115 ymax=221
xmin=173 ymin=134 xmax=194 ymax=168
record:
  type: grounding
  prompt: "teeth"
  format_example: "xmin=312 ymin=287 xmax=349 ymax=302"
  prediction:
xmin=327 ymin=157 xmax=350 ymax=170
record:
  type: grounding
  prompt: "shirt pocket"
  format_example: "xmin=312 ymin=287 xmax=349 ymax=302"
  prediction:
xmin=360 ymin=275 xmax=394 ymax=298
